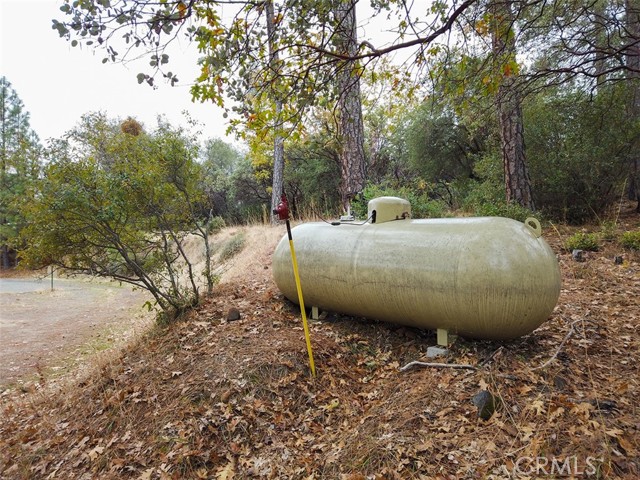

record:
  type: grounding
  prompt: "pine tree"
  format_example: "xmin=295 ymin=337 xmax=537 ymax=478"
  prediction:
xmin=0 ymin=77 xmax=41 ymax=269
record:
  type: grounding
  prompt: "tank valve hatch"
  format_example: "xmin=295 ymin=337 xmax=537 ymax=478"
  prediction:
xmin=368 ymin=196 xmax=411 ymax=224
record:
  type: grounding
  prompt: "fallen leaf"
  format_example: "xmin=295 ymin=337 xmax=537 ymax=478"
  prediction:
xmin=618 ymin=435 xmax=637 ymax=455
xmin=138 ymin=468 xmax=155 ymax=480
xmin=216 ymin=461 xmax=235 ymax=480
xmin=88 ymin=446 xmax=105 ymax=461
xmin=605 ymin=428 xmax=624 ymax=438
xmin=320 ymin=399 xmax=340 ymax=411
xmin=528 ymin=399 xmax=546 ymax=416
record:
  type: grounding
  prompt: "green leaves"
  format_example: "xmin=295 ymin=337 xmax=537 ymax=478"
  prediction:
xmin=51 ymin=19 xmax=69 ymax=37
xmin=21 ymin=114 xmax=213 ymax=318
xmin=1 ymin=76 xmax=41 ymax=267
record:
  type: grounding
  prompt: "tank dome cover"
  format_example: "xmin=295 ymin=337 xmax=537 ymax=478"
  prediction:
xmin=368 ymin=196 xmax=411 ymax=224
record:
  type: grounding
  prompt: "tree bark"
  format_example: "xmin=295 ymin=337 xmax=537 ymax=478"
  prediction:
xmin=492 ymin=1 xmax=535 ymax=210
xmin=335 ymin=0 xmax=366 ymax=214
xmin=266 ymin=0 xmax=286 ymax=223
xmin=1 ymin=80 xmax=10 ymax=269
xmin=626 ymin=0 xmax=640 ymax=211
xmin=497 ymin=82 xmax=534 ymax=209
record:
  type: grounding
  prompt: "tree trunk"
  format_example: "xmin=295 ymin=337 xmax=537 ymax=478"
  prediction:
xmin=270 ymin=133 xmax=285 ymax=222
xmin=1 ymin=245 xmax=9 ymax=270
xmin=626 ymin=0 xmax=640 ymax=211
xmin=266 ymin=0 xmax=286 ymax=223
xmin=497 ymin=82 xmax=534 ymax=209
xmin=1 ymin=80 xmax=9 ymax=269
xmin=492 ymin=1 xmax=535 ymax=210
xmin=335 ymin=0 xmax=366 ymax=214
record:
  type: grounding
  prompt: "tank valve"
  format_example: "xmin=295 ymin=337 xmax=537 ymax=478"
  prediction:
xmin=273 ymin=194 xmax=289 ymax=220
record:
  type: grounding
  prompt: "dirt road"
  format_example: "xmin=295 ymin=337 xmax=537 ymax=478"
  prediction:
xmin=0 ymin=275 xmax=151 ymax=387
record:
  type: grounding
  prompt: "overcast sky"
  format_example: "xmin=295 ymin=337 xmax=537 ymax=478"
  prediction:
xmin=1 ymin=0 xmax=406 ymax=147
xmin=0 ymin=0 xmax=231 ymax=144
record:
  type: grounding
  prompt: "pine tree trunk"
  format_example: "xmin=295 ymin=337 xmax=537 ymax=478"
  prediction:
xmin=336 ymin=0 xmax=366 ymax=214
xmin=1 ymin=81 xmax=9 ymax=269
xmin=626 ymin=0 xmax=640 ymax=211
xmin=492 ymin=1 xmax=535 ymax=210
xmin=266 ymin=0 xmax=286 ymax=223
xmin=497 ymin=82 xmax=534 ymax=209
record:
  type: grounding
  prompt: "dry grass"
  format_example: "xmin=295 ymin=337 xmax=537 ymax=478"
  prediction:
xmin=1 ymin=209 xmax=639 ymax=479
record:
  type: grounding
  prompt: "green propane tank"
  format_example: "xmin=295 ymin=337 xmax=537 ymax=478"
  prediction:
xmin=272 ymin=197 xmax=561 ymax=341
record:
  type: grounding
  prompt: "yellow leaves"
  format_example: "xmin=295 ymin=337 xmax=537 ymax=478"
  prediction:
xmin=320 ymin=398 xmax=340 ymax=412
xmin=475 ymin=18 xmax=489 ymax=36
xmin=177 ymin=2 xmax=187 ymax=18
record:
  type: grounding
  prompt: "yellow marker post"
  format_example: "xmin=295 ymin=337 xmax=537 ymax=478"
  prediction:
xmin=286 ymin=219 xmax=316 ymax=377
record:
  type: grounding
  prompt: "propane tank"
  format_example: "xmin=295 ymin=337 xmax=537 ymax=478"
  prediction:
xmin=272 ymin=197 xmax=561 ymax=341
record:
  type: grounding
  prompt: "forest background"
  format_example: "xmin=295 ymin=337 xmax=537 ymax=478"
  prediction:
xmin=2 ymin=0 xmax=640 ymax=312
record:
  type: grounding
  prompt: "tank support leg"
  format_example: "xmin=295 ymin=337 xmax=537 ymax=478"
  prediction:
xmin=437 ymin=328 xmax=449 ymax=347
xmin=311 ymin=306 xmax=319 ymax=320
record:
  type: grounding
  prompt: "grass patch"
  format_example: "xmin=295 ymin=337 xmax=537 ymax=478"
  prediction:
xmin=565 ymin=232 xmax=600 ymax=251
xmin=219 ymin=232 xmax=246 ymax=262
xmin=620 ymin=230 xmax=640 ymax=250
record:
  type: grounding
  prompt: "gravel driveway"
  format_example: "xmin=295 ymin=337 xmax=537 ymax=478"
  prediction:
xmin=0 ymin=275 xmax=151 ymax=387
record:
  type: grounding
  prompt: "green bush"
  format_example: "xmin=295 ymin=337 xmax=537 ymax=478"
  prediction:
xmin=620 ymin=230 xmax=640 ymax=250
xmin=600 ymin=221 xmax=618 ymax=241
xmin=219 ymin=232 xmax=246 ymax=261
xmin=565 ymin=232 xmax=600 ymax=251
xmin=525 ymin=86 xmax=635 ymax=223
xmin=472 ymin=202 xmax=536 ymax=223
xmin=206 ymin=216 xmax=226 ymax=234
xmin=352 ymin=183 xmax=450 ymax=220
xmin=459 ymin=151 xmax=536 ymax=222
xmin=460 ymin=166 xmax=536 ymax=223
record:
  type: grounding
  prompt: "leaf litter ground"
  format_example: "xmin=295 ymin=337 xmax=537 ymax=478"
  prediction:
xmin=1 ymin=211 xmax=639 ymax=479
